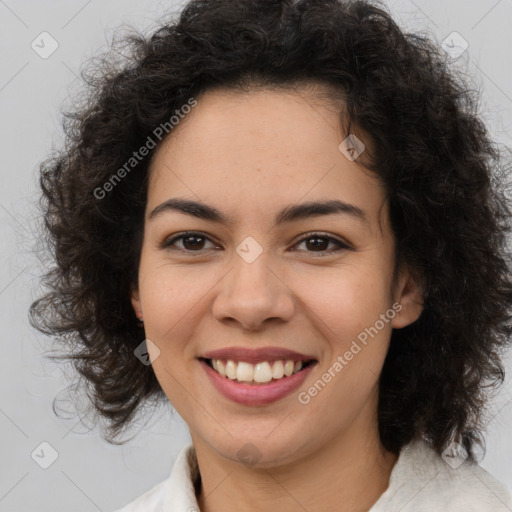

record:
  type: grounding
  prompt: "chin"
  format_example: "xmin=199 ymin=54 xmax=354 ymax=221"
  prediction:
xmin=204 ymin=429 xmax=316 ymax=469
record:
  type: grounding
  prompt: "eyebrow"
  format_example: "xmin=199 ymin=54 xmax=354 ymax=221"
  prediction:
xmin=148 ymin=197 xmax=370 ymax=228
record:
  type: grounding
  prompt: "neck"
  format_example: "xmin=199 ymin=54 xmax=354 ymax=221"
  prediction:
xmin=192 ymin=401 xmax=398 ymax=512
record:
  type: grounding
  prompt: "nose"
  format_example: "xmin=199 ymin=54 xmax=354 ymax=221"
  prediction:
xmin=211 ymin=253 xmax=295 ymax=331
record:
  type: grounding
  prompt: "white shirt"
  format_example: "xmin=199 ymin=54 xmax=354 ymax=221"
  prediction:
xmin=111 ymin=439 xmax=512 ymax=511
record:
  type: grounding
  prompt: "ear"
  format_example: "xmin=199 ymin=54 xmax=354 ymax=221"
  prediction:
xmin=130 ymin=285 xmax=142 ymax=320
xmin=391 ymin=264 xmax=424 ymax=329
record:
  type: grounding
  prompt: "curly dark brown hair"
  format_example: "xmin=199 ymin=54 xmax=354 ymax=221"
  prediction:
xmin=30 ymin=0 xmax=512 ymax=458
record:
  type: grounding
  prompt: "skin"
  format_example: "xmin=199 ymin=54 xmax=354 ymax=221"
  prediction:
xmin=131 ymin=84 xmax=424 ymax=512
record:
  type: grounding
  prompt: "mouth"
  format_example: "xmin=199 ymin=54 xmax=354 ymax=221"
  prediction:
xmin=199 ymin=357 xmax=317 ymax=385
xmin=198 ymin=347 xmax=318 ymax=405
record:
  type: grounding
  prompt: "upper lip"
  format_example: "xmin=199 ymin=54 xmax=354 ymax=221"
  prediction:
xmin=201 ymin=347 xmax=317 ymax=364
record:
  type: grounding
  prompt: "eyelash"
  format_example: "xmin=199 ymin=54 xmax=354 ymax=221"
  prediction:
xmin=160 ymin=231 xmax=351 ymax=256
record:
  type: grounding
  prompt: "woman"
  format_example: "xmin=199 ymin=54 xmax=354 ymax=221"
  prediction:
xmin=30 ymin=0 xmax=512 ymax=510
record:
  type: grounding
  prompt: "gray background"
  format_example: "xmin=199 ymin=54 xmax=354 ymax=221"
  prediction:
xmin=1 ymin=1 xmax=511 ymax=511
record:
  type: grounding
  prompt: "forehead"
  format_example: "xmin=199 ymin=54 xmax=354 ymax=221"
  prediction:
xmin=147 ymin=86 xmax=385 ymax=229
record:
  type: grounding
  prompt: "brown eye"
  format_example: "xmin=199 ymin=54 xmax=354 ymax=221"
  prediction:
xmin=161 ymin=232 xmax=218 ymax=252
xmin=161 ymin=231 xmax=350 ymax=256
xmin=293 ymin=233 xmax=351 ymax=256
xmin=181 ymin=234 xmax=206 ymax=250
xmin=305 ymin=236 xmax=330 ymax=251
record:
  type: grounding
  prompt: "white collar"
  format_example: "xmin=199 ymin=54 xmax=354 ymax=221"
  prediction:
xmin=144 ymin=438 xmax=512 ymax=511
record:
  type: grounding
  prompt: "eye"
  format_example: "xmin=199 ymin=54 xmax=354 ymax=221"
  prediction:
xmin=292 ymin=232 xmax=351 ymax=256
xmin=161 ymin=231 xmax=351 ymax=256
xmin=161 ymin=232 xmax=219 ymax=252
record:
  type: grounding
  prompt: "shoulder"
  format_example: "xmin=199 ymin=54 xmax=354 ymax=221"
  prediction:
xmin=110 ymin=479 xmax=169 ymax=512
xmin=372 ymin=439 xmax=512 ymax=511
xmin=109 ymin=444 xmax=199 ymax=512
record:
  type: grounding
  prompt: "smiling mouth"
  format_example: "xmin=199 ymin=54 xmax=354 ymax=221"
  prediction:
xmin=200 ymin=357 xmax=317 ymax=385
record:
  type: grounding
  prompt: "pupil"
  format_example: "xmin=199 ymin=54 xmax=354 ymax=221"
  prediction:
xmin=184 ymin=235 xmax=203 ymax=250
xmin=307 ymin=237 xmax=327 ymax=251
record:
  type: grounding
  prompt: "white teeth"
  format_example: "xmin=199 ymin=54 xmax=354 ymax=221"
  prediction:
xmin=284 ymin=360 xmax=294 ymax=377
xmin=225 ymin=360 xmax=237 ymax=380
xmin=236 ymin=361 xmax=254 ymax=382
xmin=271 ymin=360 xmax=284 ymax=379
xmin=210 ymin=358 xmax=309 ymax=383
xmin=215 ymin=359 xmax=226 ymax=377
xmin=254 ymin=362 xmax=273 ymax=383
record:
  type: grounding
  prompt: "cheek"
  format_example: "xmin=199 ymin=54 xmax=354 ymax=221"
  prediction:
xmin=139 ymin=247 xmax=213 ymax=316
xmin=290 ymin=259 xmax=394 ymax=346
xmin=137 ymin=257 xmax=214 ymax=362
xmin=306 ymin=266 xmax=394 ymax=406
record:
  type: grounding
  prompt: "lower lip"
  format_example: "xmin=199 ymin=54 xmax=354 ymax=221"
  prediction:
xmin=200 ymin=360 xmax=315 ymax=406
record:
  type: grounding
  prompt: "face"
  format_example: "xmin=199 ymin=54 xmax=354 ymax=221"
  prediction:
xmin=131 ymin=85 xmax=423 ymax=468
